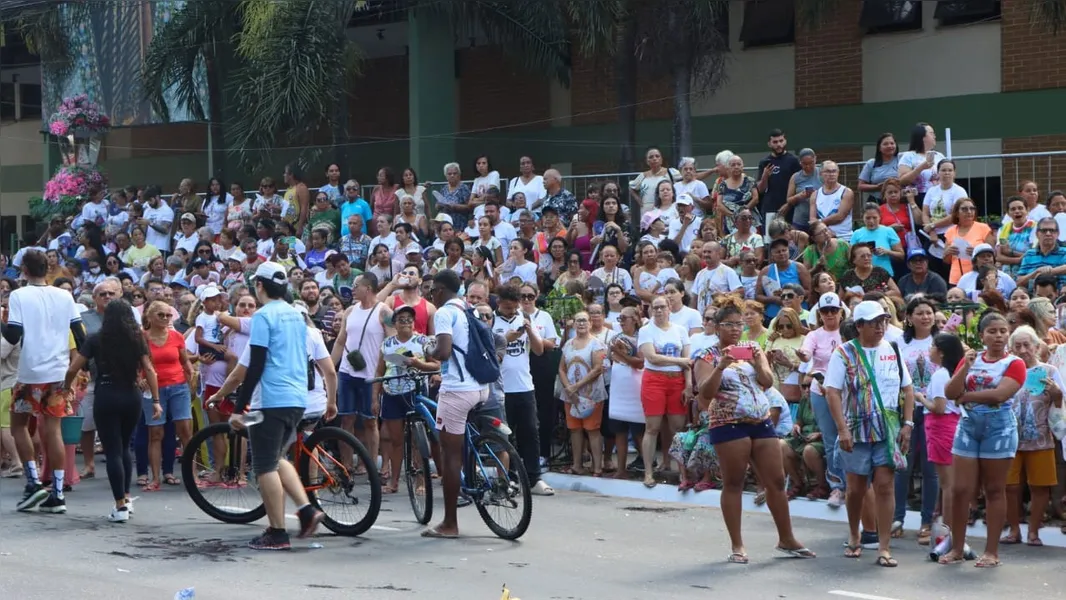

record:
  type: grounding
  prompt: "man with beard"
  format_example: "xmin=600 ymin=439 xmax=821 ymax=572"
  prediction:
xmin=138 ymin=187 xmax=174 ymax=254
xmin=757 ymin=128 xmax=801 ymax=228
xmin=483 ymin=202 xmax=517 ymax=248
xmin=376 ymin=263 xmax=436 ymax=335
xmin=299 ymin=279 xmax=329 ymax=329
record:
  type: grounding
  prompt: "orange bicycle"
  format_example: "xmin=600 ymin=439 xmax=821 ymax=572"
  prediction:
xmin=182 ymin=417 xmax=382 ymax=536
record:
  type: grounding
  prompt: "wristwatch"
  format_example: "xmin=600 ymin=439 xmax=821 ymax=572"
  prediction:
xmin=903 ymin=420 xmax=915 ymax=428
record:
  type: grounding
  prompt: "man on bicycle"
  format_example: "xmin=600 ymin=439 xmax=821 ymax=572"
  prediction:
xmin=423 ymin=270 xmax=489 ymax=538
xmin=232 ymin=262 xmax=330 ymax=550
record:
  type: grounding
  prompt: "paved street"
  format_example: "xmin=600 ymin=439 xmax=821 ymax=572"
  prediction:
xmin=1 ymin=476 xmax=1064 ymax=600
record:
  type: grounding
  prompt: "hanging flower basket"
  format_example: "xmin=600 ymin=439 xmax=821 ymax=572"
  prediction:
xmin=34 ymin=95 xmax=112 ymax=221
xmin=30 ymin=165 xmax=108 ymax=221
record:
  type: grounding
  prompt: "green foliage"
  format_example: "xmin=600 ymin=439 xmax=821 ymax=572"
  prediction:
xmin=28 ymin=196 xmax=78 ymax=221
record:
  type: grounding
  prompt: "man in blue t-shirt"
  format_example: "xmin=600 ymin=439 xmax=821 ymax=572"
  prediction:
xmin=234 ymin=262 xmax=333 ymax=550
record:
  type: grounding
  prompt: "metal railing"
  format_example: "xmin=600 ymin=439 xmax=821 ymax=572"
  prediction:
xmin=159 ymin=150 xmax=1066 ymax=221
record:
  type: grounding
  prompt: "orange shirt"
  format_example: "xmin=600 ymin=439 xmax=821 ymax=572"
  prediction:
xmin=944 ymin=221 xmax=992 ymax=285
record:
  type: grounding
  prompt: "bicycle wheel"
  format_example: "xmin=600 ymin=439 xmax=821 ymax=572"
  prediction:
xmin=405 ymin=420 xmax=433 ymax=524
xmin=181 ymin=422 xmax=264 ymax=524
xmin=470 ymin=433 xmax=532 ymax=540
xmin=299 ymin=426 xmax=382 ymax=536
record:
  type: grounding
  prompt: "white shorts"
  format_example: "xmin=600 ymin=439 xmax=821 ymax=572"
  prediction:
xmin=81 ymin=386 xmax=96 ymax=432
xmin=435 ymin=388 xmax=489 ymax=435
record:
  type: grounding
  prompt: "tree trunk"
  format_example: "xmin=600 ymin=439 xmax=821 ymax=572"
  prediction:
xmin=332 ymin=95 xmax=350 ymax=173
xmin=204 ymin=46 xmax=226 ymax=179
xmin=672 ymin=58 xmax=692 ymax=160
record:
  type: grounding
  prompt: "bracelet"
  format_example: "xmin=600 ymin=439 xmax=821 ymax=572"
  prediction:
xmin=152 ymin=399 xmax=161 ymax=404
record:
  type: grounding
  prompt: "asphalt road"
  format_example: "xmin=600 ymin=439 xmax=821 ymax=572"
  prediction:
xmin=1 ymin=476 xmax=1064 ymax=600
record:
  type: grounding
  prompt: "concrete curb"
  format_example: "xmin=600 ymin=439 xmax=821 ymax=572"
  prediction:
xmin=542 ymin=472 xmax=1066 ymax=549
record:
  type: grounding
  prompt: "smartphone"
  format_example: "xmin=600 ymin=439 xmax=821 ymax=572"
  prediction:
xmin=944 ymin=313 xmax=963 ymax=332
xmin=804 ymin=186 xmax=814 ymax=194
xmin=729 ymin=346 xmax=754 ymax=360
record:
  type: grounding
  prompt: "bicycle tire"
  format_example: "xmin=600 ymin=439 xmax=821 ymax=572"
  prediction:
xmin=470 ymin=432 xmax=532 ymax=540
xmin=299 ymin=426 xmax=382 ymax=536
xmin=181 ymin=422 xmax=265 ymax=524
xmin=405 ymin=420 xmax=433 ymax=524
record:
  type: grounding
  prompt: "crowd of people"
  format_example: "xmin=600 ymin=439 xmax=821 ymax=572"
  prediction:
xmin=1 ymin=123 xmax=1065 ymax=564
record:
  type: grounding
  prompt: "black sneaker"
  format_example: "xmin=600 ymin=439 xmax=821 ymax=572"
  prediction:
xmin=248 ymin=528 xmax=291 ymax=551
xmin=16 ymin=483 xmax=48 ymax=512
xmin=38 ymin=493 xmax=67 ymax=514
xmin=296 ymin=506 xmax=324 ymax=539
xmin=861 ymin=530 xmax=880 ymax=549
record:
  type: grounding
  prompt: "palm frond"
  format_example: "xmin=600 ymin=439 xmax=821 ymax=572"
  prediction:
xmin=226 ymin=0 xmax=364 ymax=171
xmin=565 ymin=0 xmax=626 ymax=59
xmin=794 ymin=0 xmax=840 ymax=29
xmin=12 ymin=1 xmax=90 ymax=82
xmin=141 ymin=0 xmax=233 ymax=122
xmin=413 ymin=0 xmax=572 ymax=86
xmin=1030 ymin=0 xmax=1066 ymax=32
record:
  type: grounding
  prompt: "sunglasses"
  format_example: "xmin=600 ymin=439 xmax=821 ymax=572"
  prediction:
xmin=780 ymin=293 xmax=796 ymax=300
xmin=703 ymin=316 xmax=715 ymax=322
xmin=520 ymin=293 xmax=537 ymax=301
xmin=478 ymin=313 xmax=494 ymax=321
xmin=132 ymin=294 xmax=145 ymax=299
xmin=819 ymin=307 xmax=841 ymax=314
xmin=1039 ymin=228 xmax=1059 ymax=234
xmin=95 ymin=291 xmax=116 ymax=298
xmin=394 ymin=317 xmax=414 ymax=324
xmin=776 ymin=323 xmax=794 ymax=330
xmin=958 ymin=206 xmax=976 ymax=212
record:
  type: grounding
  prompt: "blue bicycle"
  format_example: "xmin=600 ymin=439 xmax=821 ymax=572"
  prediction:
xmin=368 ymin=370 xmax=533 ymax=540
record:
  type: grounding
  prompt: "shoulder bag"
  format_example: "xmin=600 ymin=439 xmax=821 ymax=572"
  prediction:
xmin=851 ymin=339 xmax=908 ymax=471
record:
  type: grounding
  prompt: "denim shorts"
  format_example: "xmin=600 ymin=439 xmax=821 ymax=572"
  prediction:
xmin=380 ymin=393 xmax=410 ymax=421
xmin=142 ymin=383 xmax=192 ymax=426
xmin=338 ymin=373 xmax=374 ymax=419
xmin=836 ymin=440 xmax=892 ymax=476
xmin=952 ymin=408 xmax=1018 ymax=460
xmin=708 ymin=420 xmax=777 ymax=445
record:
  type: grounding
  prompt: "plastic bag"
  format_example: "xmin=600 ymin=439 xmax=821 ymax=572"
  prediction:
xmin=1049 ymin=404 xmax=1066 ymax=441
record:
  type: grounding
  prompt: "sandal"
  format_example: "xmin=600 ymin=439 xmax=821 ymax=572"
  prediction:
xmin=890 ymin=521 xmax=904 ymax=538
xmin=694 ymin=481 xmax=716 ymax=492
xmin=917 ymin=525 xmax=933 ymax=546
xmin=753 ymin=490 xmax=767 ymax=506
xmin=1026 ymin=536 xmax=1043 ymax=547
xmin=776 ymin=546 xmax=815 ymax=559
xmin=999 ymin=533 xmax=1022 ymax=545
xmin=974 ymin=556 xmax=1001 ymax=568
xmin=560 ymin=466 xmax=588 ymax=476
xmin=80 ymin=470 xmax=95 ymax=479
xmin=844 ymin=544 xmax=862 ymax=558
xmin=420 ymin=527 xmax=459 ymax=539
xmin=806 ymin=486 xmax=828 ymax=501
xmin=142 ymin=481 xmax=161 ymax=492
xmin=163 ymin=474 xmax=181 ymax=485
xmin=591 ymin=471 xmax=603 ymax=478
xmin=938 ymin=552 xmax=965 ymax=565
xmin=136 ymin=475 xmax=148 ymax=487
xmin=876 ymin=555 xmax=898 ymax=568
xmin=643 ymin=477 xmax=657 ymax=489
xmin=727 ymin=552 xmax=749 ymax=564
xmin=678 ymin=480 xmax=695 ymax=492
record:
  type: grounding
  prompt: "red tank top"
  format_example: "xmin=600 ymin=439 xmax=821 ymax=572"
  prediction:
xmin=394 ymin=296 xmax=430 ymax=335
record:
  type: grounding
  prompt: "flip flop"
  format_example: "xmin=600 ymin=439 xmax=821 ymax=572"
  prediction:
xmin=136 ymin=476 xmax=148 ymax=487
xmin=974 ymin=556 xmax=1001 ymax=568
xmin=776 ymin=546 xmax=816 ymax=559
xmin=79 ymin=470 xmax=95 ymax=479
xmin=1026 ymin=537 xmax=1043 ymax=547
xmin=938 ymin=553 xmax=965 ymax=565
xmin=420 ymin=528 xmax=458 ymax=539
xmin=999 ymin=534 xmax=1022 ymax=544
xmin=142 ymin=481 xmax=161 ymax=492
xmin=678 ymin=480 xmax=695 ymax=492
xmin=694 ymin=481 xmax=716 ymax=492
xmin=727 ymin=552 xmax=749 ymax=564
xmin=643 ymin=478 xmax=657 ymax=489
xmin=876 ymin=555 xmax=898 ymax=568
xmin=844 ymin=544 xmax=862 ymax=558
xmin=163 ymin=474 xmax=181 ymax=485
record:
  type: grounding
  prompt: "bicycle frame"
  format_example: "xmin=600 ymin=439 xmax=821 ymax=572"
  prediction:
xmin=290 ymin=424 xmax=350 ymax=494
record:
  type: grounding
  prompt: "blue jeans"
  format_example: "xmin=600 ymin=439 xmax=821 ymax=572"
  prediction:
xmin=809 ymin=390 xmax=845 ymax=491
xmin=893 ymin=410 xmax=938 ymax=525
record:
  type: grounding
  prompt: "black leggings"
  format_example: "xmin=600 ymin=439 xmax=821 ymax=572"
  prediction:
xmin=94 ymin=385 xmax=143 ymax=501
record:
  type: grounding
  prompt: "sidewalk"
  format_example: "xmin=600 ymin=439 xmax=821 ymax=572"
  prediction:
xmin=542 ymin=472 xmax=1066 ymax=549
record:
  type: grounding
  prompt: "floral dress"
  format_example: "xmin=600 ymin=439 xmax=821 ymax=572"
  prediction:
xmin=997 ymin=219 xmax=1037 ymax=278
xmin=1012 ymin=363 xmax=1062 ymax=453
xmin=558 ymin=337 xmax=608 ymax=419
xmin=715 ymin=175 xmax=760 ymax=233
xmin=840 ymin=266 xmax=893 ymax=295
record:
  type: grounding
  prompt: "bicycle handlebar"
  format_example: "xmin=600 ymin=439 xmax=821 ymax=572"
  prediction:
xmin=367 ymin=370 xmax=441 ymax=385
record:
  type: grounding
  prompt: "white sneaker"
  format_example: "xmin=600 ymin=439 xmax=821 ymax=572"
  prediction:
xmin=108 ymin=506 xmax=130 ymax=523
xmin=126 ymin=497 xmax=136 ymax=515
xmin=827 ymin=489 xmax=845 ymax=508
xmin=531 ymin=480 xmax=555 ymax=496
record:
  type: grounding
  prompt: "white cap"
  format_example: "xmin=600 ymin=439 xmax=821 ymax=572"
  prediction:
xmin=433 ymin=213 xmax=453 ymax=225
xmin=816 ymin=292 xmax=842 ymax=310
xmin=972 ymin=243 xmax=995 ymax=258
xmin=676 ymin=193 xmax=694 ymax=206
xmin=200 ymin=286 xmax=223 ymax=301
xmin=227 ymin=250 xmax=246 ymax=263
xmin=852 ymin=300 xmax=886 ymax=323
xmin=254 ymin=261 xmax=288 ymax=285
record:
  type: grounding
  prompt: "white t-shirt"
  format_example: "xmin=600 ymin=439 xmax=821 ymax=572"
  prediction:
xmin=256 ymin=238 xmax=275 ymax=260
xmin=884 ymin=325 xmax=904 ymax=345
xmin=78 ymin=200 xmax=110 ymax=228
xmin=922 ymin=183 xmax=968 ymax=234
xmin=899 ymin=150 xmax=947 ymax=195
xmin=472 ymin=171 xmax=501 ymax=197
xmin=689 ymin=332 xmax=718 ymax=355
xmin=370 ymin=233 xmax=398 ymax=256
xmin=667 ymin=215 xmax=699 ymax=253
xmin=693 ymin=264 xmax=742 ymax=314
xmin=507 ymin=175 xmax=547 ymax=209
xmin=825 ymin=340 xmax=913 ymax=411
xmin=896 ymin=335 xmax=933 ymax=395
xmin=434 ymin=298 xmax=483 ymax=392
xmin=501 ymin=261 xmax=538 ymax=286
xmin=143 ymin=203 xmax=175 ymax=252
xmin=173 ymin=232 xmax=201 ymax=256
xmin=637 ymin=322 xmax=690 ymax=372
xmin=8 ymin=285 xmax=81 ymax=384
xmin=669 ymin=305 xmax=702 ymax=334
xmin=195 ymin=312 xmax=223 ymax=344
xmin=957 ymin=268 xmax=1016 ymax=299
xmin=493 ymin=314 xmax=534 ymax=393
xmin=674 ymin=179 xmax=710 ymax=217
xmin=1028 ymin=204 xmax=1052 ymax=225
xmin=493 ymin=221 xmax=518 ymax=248
xmin=925 ymin=367 xmax=959 ymax=415
xmin=202 ymin=194 xmax=233 ymax=235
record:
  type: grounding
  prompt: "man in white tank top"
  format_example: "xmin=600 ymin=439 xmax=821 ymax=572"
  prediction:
xmin=809 ymin=161 xmax=855 ymax=242
xmin=330 ymin=272 xmax=395 ymax=472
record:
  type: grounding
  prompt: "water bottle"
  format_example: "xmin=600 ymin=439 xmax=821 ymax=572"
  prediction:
xmin=930 ymin=535 xmax=951 ymax=561
xmin=242 ymin=411 xmax=264 ymax=426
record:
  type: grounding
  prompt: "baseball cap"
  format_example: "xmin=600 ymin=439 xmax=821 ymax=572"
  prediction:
xmin=189 ymin=257 xmax=208 ymax=268
xmin=180 ymin=212 xmax=196 ymax=223
xmin=405 ymin=245 xmax=422 ymax=255
xmin=253 ymin=261 xmax=288 ymax=285
xmin=433 ymin=214 xmax=453 ymax=225
xmin=227 ymin=250 xmax=246 ymax=263
xmin=676 ymin=193 xmax=694 ymax=206
xmin=852 ymin=300 xmax=886 ymax=323
xmin=906 ymin=246 xmax=928 ymax=262
xmin=393 ymin=305 xmax=416 ymax=321
xmin=972 ymin=243 xmax=994 ymax=258
xmin=640 ymin=210 xmax=663 ymax=231
xmin=541 ymin=205 xmax=559 ymax=216
xmin=816 ymin=292 xmax=842 ymax=311
xmin=200 ymin=286 xmax=223 ymax=301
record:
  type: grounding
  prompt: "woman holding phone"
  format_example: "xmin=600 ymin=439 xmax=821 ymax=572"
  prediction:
xmin=695 ymin=295 xmax=813 ymax=563
xmin=898 ymin=123 xmax=945 ymax=203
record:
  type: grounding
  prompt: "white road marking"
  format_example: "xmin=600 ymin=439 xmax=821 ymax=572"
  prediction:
xmin=829 ymin=591 xmax=905 ymax=600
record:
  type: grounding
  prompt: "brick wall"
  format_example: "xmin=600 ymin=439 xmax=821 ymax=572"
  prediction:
xmin=794 ymin=1 xmax=863 ymax=108
xmin=1002 ymin=135 xmax=1066 ymax=200
xmin=1001 ymin=0 xmax=1066 ymax=92
xmin=456 ymin=46 xmax=551 ymax=132
xmin=349 ymin=55 xmax=409 ymax=139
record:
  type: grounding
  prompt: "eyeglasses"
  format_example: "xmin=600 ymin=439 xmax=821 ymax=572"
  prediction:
xmin=95 ymin=291 xmax=116 ymax=298
xmin=780 ymin=293 xmax=796 ymax=300
xmin=573 ymin=318 xmax=590 ymax=324
xmin=703 ymin=316 xmax=715 ymax=322
xmin=1039 ymin=228 xmax=1059 ymax=234
xmin=651 ymin=305 xmax=668 ymax=311
xmin=958 ymin=206 xmax=976 ymax=212
xmin=395 ymin=317 xmax=414 ymax=324
xmin=520 ymin=293 xmax=537 ymax=301
xmin=819 ymin=307 xmax=841 ymax=314
xmin=719 ymin=321 xmax=744 ymax=329
xmin=776 ymin=323 xmax=794 ymax=330
xmin=861 ymin=317 xmax=890 ymax=327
